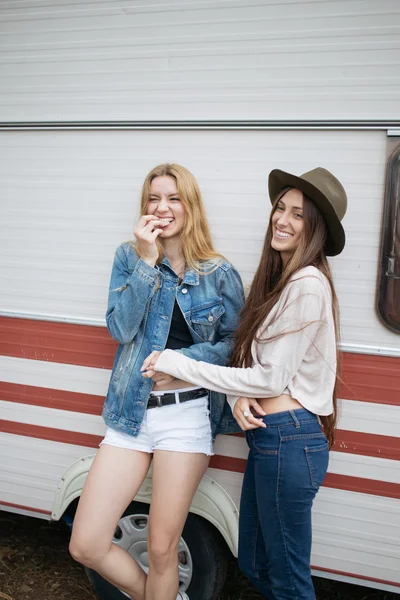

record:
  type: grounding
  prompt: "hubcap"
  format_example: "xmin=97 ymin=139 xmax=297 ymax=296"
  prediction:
xmin=113 ymin=513 xmax=193 ymax=591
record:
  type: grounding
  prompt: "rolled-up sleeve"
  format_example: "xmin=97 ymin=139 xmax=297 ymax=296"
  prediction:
xmin=106 ymin=246 xmax=160 ymax=344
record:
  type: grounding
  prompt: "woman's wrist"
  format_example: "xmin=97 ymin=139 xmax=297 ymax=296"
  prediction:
xmin=140 ymin=255 xmax=158 ymax=268
xmin=227 ymin=396 xmax=239 ymax=411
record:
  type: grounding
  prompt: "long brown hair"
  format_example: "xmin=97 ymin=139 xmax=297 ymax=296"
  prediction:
xmin=138 ymin=163 xmax=223 ymax=271
xmin=230 ymin=188 xmax=340 ymax=447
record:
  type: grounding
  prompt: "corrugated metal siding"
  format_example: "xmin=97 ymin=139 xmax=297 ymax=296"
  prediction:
xmin=311 ymin=487 xmax=400 ymax=587
xmin=0 ymin=0 xmax=399 ymax=121
xmin=1 ymin=127 xmax=398 ymax=349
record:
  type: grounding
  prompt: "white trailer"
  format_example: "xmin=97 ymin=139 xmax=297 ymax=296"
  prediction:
xmin=0 ymin=2 xmax=399 ymax=598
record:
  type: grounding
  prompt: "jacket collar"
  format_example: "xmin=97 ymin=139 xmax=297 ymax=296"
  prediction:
xmin=160 ymin=257 xmax=200 ymax=286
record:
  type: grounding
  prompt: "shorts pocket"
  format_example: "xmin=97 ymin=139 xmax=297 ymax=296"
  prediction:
xmin=305 ymin=441 xmax=329 ymax=489
xmin=177 ymin=397 xmax=210 ymax=426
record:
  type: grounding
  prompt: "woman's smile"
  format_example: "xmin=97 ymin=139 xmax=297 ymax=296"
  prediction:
xmin=156 ymin=217 xmax=175 ymax=228
xmin=274 ymin=228 xmax=293 ymax=239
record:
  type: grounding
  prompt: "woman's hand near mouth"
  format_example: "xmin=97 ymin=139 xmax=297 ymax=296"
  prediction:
xmin=133 ymin=215 xmax=164 ymax=266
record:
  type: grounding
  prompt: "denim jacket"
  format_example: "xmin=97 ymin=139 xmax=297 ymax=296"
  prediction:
xmin=102 ymin=242 xmax=244 ymax=438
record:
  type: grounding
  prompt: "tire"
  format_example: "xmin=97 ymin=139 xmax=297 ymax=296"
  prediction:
xmin=181 ymin=512 xmax=230 ymax=600
xmin=86 ymin=501 xmax=230 ymax=600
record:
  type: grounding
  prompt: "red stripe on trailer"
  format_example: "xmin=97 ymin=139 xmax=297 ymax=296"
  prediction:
xmin=311 ymin=565 xmax=400 ymax=589
xmin=322 ymin=473 xmax=400 ymax=499
xmin=0 ymin=500 xmax=52 ymax=516
xmin=210 ymin=454 xmax=247 ymax=473
xmin=0 ymin=420 xmax=103 ymax=448
xmin=341 ymin=352 xmax=399 ymax=406
xmin=0 ymin=381 xmax=104 ymax=415
xmin=0 ymin=316 xmax=116 ymax=369
xmin=333 ymin=429 xmax=400 ymax=461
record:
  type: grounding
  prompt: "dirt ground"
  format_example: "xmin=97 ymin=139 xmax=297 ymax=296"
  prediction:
xmin=0 ymin=511 xmax=398 ymax=600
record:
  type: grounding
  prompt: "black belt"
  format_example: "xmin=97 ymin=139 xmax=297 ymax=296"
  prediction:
xmin=147 ymin=388 xmax=208 ymax=409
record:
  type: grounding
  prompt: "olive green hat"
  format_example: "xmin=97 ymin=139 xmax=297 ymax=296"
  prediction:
xmin=268 ymin=167 xmax=347 ymax=256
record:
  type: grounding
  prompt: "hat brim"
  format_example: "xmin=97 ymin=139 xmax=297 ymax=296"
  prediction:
xmin=268 ymin=169 xmax=345 ymax=256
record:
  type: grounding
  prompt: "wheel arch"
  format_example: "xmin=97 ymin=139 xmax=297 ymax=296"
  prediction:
xmin=52 ymin=457 xmax=239 ymax=556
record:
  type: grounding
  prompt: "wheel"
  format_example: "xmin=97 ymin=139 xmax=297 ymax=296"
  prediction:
xmin=86 ymin=501 xmax=229 ymax=600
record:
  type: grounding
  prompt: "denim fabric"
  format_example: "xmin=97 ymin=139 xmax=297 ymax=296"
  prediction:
xmin=102 ymin=242 xmax=244 ymax=438
xmin=101 ymin=395 xmax=213 ymax=455
xmin=238 ymin=409 xmax=329 ymax=600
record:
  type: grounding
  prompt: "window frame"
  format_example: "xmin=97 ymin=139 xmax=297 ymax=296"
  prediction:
xmin=377 ymin=141 xmax=400 ymax=334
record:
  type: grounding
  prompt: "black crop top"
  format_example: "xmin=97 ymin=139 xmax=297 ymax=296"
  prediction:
xmin=165 ymin=301 xmax=193 ymax=350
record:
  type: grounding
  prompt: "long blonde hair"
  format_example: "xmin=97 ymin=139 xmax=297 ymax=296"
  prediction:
xmin=230 ymin=188 xmax=341 ymax=448
xmin=138 ymin=163 xmax=223 ymax=271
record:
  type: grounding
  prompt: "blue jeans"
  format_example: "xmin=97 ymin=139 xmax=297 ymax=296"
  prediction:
xmin=238 ymin=409 xmax=329 ymax=600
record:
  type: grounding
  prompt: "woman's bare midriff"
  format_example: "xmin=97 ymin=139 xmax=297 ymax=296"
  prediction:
xmin=257 ymin=394 xmax=303 ymax=415
xmin=152 ymin=384 xmax=304 ymax=413
xmin=152 ymin=377 xmax=196 ymax=392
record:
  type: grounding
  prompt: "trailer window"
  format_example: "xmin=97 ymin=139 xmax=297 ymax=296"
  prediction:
xmin=378 ymin=143 xmax=400 ymax=333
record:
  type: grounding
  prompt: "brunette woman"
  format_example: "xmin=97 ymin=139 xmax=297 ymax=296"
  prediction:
xmin=69 ymin=163 xmax=244 ymax=600
xmin=142 ymin=167 xmax=347 ymax=600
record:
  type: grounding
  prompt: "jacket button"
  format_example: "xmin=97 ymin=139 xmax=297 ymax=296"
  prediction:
xmin=208 ymin=315 xmax=214 ymax=322
xmin=181 ymin=288 xmax=188 ymax=294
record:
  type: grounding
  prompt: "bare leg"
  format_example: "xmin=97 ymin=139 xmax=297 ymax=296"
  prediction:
xmin=70 ymin=444 xmax=152 ymax=600
xmin=145 ymin=450 xmax=210 ymax=600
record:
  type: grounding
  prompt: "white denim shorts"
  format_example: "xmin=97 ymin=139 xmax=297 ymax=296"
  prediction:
xmin=101 ymin=388 xmax=213 ymax=456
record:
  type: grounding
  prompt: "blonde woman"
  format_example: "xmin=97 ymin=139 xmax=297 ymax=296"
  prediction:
xmin=69 ymin=164 xmax=244 ymax=600
xmin=142 ymin=167 xmax=347 ymax=600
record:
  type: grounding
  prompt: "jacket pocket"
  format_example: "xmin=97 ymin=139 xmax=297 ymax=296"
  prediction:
xmin=190 ymin=299 xmax=225 ymax=341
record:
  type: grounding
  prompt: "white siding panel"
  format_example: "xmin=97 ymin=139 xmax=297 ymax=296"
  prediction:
xmin=0 ymin=0 xmax=399 ymax=121
xmin=312 ymin=487 xmax=400 ymax=585
xmin=0 ymin=400 xmax=106 ymax=436
xmin=0 ymin=432 xmax=93 ymax=512
xmin=214 ymin=433 xmax=248 ymax=460
xmin=0 ymin=356 xmax=111 ymax=395
xmin=1 ymin=128 xmax=398 ymax=350
xmin=328 ymin=452 xmax=400 ymax=485
xmin=207 ymin=467 xmax=243 ymax=510
xmin=338 ymin=399 xmax=400 ymax=438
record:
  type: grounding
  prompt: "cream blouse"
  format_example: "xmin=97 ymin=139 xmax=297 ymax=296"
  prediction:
xmin=154 ymin=266 xmax=337 ymax=416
